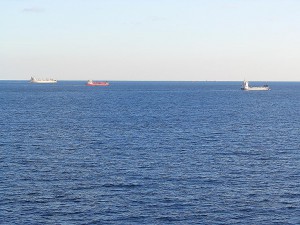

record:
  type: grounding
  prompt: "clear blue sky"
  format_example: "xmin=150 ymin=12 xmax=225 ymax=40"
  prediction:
xmin=1 ymin=0 xmax=300 ymax=81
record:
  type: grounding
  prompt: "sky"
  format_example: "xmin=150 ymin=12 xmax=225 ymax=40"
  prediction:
xmin=1 ymin=0 xmax=300 ymax=81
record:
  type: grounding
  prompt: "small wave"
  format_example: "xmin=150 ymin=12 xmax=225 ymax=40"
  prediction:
xmin=102 ymin=183 xmax=142 ymax=189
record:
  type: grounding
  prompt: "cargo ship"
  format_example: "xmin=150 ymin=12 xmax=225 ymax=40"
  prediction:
xmin=86 ymin=80 xmax=109 ymax=86
xmin=241 ymin=80 xmax=270 ymax=91
xmin=30 ymin=76 xmax=57 ymax=84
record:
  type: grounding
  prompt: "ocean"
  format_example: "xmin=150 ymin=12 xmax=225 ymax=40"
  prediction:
xmin=1 ymin=81 xmax=299 ymax=224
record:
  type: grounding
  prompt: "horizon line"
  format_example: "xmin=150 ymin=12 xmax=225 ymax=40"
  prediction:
xmin=1 ymin=79 xmax=300 ymax=82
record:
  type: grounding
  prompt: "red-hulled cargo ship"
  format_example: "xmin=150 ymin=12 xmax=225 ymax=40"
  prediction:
xmin=86 ymin=80 xmax=109 ymax=86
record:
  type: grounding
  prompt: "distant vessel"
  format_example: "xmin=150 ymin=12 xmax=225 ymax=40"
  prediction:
xmin=86 ymin=80 xmax=109 ymax=86
xmin=30 ymin=76 xmax=57 ymax=84
xmin=241 ymin=80 xmax=270 ymax=91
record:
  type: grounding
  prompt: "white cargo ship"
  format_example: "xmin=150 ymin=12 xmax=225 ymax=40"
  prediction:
xmin=241 ymin=80 xmax=270 ymax=91
xmin=30 ymin=77 xmax=57 ymax=84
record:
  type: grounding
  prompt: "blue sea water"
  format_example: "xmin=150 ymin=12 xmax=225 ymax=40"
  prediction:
xmin=0 ymin=81 xmax=299 ymax=224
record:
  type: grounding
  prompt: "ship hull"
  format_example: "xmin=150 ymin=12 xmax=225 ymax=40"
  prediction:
xmin=241 ymin=87 xmax=270 ymax=91
xmin=86 ymin=82 xmax=109 ymax=86
xmin=31 ymin=80 xmax=57 ymax=84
